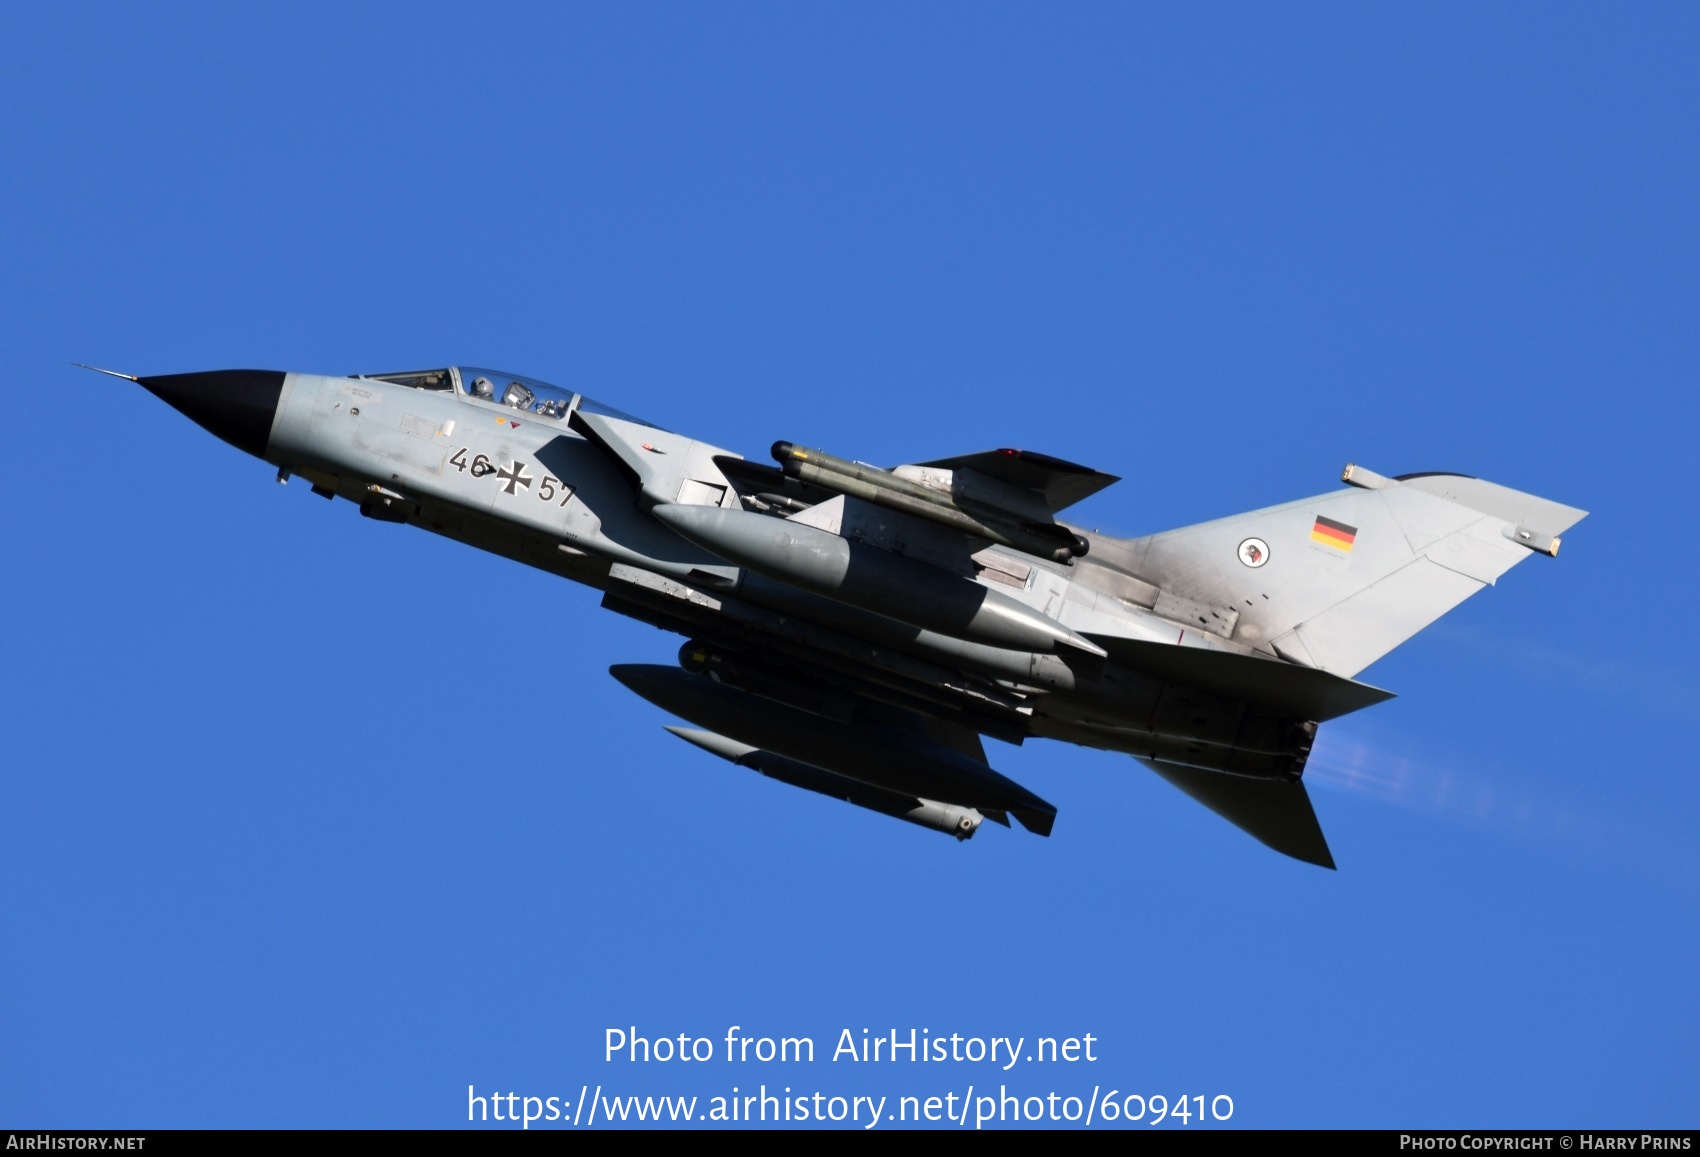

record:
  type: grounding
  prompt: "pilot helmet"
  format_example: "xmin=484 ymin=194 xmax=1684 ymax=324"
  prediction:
xmin=471 ymin=376 xmax=494 ymax=398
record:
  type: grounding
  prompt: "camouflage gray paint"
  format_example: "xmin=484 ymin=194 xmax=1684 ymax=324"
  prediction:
xmin=103 ymin=363 xmax=1586 ymax=868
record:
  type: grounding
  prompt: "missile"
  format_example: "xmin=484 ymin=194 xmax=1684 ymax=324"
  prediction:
xmin=649 ymin=503 xmax=1106 ymax=660
xmin=611 ymin=664 xmax=1056 ymax=835
xmin=664 ymin=726 xmax=985 ymax=839
xmin=770 ymin=441 xmax=1088 ymax=562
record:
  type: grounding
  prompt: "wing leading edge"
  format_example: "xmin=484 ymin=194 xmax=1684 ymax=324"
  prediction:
xmin=915 ymin=448 xmax=1119 ymax=513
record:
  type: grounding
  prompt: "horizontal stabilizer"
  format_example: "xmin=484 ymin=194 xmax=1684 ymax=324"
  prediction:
xmin=1011 ymin=806 xmax=1056 ymax=837
xmin=1086 ymin=635 xmax=1394 ymax=721
xmin=1139 ymin=759 xmax=1335 ymax=869
xmin=916 ymin=449 xmax=1118 ymax=513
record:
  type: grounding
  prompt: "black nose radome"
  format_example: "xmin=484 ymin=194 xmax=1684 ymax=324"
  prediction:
xmin=137 ymin=369 xmax=286 ymax=458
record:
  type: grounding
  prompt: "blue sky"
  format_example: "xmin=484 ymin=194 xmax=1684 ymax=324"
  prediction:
xmin=2 ymin=3 xmax=1694 ymax=1129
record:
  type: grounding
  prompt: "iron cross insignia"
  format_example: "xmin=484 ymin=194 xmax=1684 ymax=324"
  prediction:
xmin=496 ymin=459 xmax=534 ymax=496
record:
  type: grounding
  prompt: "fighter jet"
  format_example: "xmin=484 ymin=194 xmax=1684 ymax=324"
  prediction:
xmin=93 ymin=363 xmax=1586 ymax=867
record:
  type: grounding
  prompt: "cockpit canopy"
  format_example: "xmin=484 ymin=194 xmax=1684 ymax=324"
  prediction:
xmin=360 ymin=366 xmax=658 ymax=428
xmin=459 ymin=367 xmax=574 ymax=419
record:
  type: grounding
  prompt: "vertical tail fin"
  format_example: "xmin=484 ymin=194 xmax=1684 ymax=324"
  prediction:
xmin=1093 ymin=468 xmax=1586 ymax=678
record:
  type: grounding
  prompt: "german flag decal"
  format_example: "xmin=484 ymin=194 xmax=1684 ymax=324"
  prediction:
xmin=1311 ymin=514 xmax=1357 ymax=552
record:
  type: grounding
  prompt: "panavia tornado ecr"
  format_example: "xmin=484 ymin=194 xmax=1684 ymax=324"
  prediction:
xmin=93 ymin=363 xmax=1586 ymax=867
